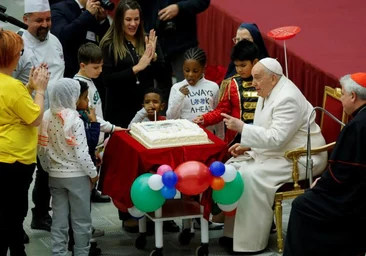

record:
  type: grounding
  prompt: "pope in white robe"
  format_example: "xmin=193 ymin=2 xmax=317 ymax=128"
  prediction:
xmin=221 ymin=58 xmax=328 ymax=253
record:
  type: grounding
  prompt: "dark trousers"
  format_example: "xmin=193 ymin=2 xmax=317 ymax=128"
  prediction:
xmin=31 ymin=158 xmax=51 ymax=217
xmin=0 ymin=161 xmax=35 ymax=256
xmin=284 ymin=193 xmax=366 ymax=256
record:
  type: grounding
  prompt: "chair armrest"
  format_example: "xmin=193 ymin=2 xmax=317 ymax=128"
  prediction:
xmin=285 ymin=142 xmax=335 ymax=160
xmin=283 ymin=142 xmax=335 ymax=190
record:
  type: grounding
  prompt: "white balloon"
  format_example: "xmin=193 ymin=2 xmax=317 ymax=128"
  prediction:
xmin=221 ymin=165 xmax=237 ymax=182
xmin=218 ymin=202 xmax=238 ymax=212
xmin=127 ymin=206 xmax=145 ymax=218
xmin=148 ymin=174 xmax=164 ymax=191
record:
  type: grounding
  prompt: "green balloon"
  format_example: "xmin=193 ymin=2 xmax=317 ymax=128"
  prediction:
xmin=212 ymin=172 xmax=244 ymax=205
xmin=131 ymin=173 xmax=166 ymax=212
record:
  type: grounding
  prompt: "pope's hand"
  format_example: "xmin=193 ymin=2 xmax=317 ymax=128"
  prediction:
xmin=228 ymin=143 xmax=250 ymax=157
xmin=221 ymin=113 xmax=244 ymax=132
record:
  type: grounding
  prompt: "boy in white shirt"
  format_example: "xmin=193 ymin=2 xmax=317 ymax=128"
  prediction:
xmin=74 ymin=42 xmax=124 ymax=203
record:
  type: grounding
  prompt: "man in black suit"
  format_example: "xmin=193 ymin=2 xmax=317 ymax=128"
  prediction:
xmin=51 ymin=0 xmax=110 ymax=78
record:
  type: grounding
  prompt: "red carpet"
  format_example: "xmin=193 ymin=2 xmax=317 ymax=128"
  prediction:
xmin=197 ymin=0 xmax=366 ymax=109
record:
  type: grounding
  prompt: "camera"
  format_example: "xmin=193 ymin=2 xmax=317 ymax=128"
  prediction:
xmin=98 ymin=0 xmax=115 ymax=11
xmin=156 ymin=19 xmax=176 ymax=34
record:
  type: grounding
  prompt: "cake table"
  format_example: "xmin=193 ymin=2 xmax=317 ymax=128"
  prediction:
xmin=99 ymin=129 xmax=228 ymax=213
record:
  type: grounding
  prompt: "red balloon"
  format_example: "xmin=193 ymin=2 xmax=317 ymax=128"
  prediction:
xmin=174 ymin=161 xmax=212 ymax=195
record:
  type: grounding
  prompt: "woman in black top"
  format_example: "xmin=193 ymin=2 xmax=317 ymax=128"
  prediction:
xmin=100 ymin=0 xmax=166 ymax=128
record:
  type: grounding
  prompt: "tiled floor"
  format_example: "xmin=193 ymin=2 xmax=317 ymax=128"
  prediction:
xmin=21 ymin=175 xmax=291 ymax=256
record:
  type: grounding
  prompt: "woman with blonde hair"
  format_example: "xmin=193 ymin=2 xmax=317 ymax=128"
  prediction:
xmin=100 ymin=0 xmax=167 ymax=128
xmin=0 ymin=30 xmax=49 ymax=255
xmin=99 ymin=0 xmax=175 ymax=233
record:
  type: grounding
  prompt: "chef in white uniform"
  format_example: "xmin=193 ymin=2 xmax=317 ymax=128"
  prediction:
xmin=220 ymin=58 xmax=328 ymax=253
xmin=12 ymin=0 xmax=65 ymax=237
xmin=13 ymin=0 xmax=65 ymax=111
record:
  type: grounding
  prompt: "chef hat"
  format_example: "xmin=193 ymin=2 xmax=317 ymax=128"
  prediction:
xmin=350 ymin=73 xmax=366 ymax=88
xmin=259 ymin=57 xmax=283 ymax=76
xmin=24 ymin=0 xmax=50 ymax=13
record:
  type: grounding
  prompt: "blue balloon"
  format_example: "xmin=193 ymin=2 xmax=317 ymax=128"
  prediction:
xmin=209 ymin=161 xmax=226 ymax=177
xmin=161 ymin=186 xmax=176 ymax=199
xmin=162 ymin=171 xmax=178 ymax=187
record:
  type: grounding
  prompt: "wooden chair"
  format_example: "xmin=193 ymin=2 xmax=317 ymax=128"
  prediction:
xmin=274 ymin=86 xmax=349 ymax=252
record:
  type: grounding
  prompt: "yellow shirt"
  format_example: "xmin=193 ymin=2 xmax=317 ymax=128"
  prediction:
xmin=0 ymin=73 xmax=41 ymax=164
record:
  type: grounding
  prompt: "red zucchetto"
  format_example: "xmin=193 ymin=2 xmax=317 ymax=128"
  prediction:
xmin=350 ymin=72 xmax=366 ymax=88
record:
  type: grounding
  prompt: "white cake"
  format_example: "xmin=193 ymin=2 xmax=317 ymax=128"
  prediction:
xmin=130 ymin=119 xmax=211 ymax=149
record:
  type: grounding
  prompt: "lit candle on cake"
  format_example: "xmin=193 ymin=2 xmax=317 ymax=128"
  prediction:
xmin=154 ymin=110 xmax=157 ymax=122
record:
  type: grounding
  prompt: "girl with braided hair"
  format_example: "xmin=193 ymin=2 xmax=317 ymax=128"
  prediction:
xmin=166 ymin=47 xmax=224 ymax=139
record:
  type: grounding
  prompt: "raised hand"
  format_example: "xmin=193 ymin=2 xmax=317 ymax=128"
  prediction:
xmin=137 ymin=43 xmax=154 ymax=71
xmin=221 ymin=113 xmax=244 ymax=132
xmin=86 ymin=0 xmax=100 ymax=15
xmin=86 ymin=107 xmax=97 ymax=122
xmin=158 ymin=4 xmax=179 ymax=21
xmin=179 ymin=84 xmax=189 ymax=95
xmin=29 ymin=65 xmax=50 ymax=92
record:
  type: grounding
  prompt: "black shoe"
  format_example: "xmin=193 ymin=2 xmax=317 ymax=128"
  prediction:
xmin=218 ymin=236 xmax=233 ymax=248
xmin=23 ymin=229 xmax=29 ymax=244
xmin=31 ymin=216 xmax=51 ymax=232
xmin=163 ymin=220 xmax=180 ymax=233
xmin=122 ymin=219 xmax=139 ymax=233
xmin=91 ymin=189 xmax=111 ymax=203
xmin=89 ymin=240 xmax=101 ymax=256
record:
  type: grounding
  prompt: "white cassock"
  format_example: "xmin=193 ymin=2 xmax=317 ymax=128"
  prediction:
xmin=13 ymin=30 xmax=65 ymax=110
xmin=224 ymin=75 xmax=328 ymax=252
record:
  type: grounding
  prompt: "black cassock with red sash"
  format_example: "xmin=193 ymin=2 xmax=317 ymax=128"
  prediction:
xmin=284 ymin=104 xmax=366 ymax=256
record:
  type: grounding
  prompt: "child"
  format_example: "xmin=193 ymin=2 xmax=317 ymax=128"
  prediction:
xmin=74 ymin=42 xmax=124 ymax=203
xmin=166 ymin=47 xmax=224 ymax=140
xmin=127 ymin=87 xmax=180 ymax=233
xmin=128 ymin=87 xmax=166 ymax=128
xmin=66 ymin=80 xmax=102 ymax=255
xmin=193 ymin=39 xmax=260 ymax=145
xmin=37 ymin=78 xmax=98 ymax=255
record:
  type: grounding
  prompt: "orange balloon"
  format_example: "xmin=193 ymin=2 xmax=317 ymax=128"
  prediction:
xmin=224 ymin=209 xmax=236 ymax=216
xmin=210 ymin=177 xmax=225 ymax=190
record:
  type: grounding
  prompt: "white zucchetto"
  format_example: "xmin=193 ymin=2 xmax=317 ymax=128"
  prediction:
xmin=259 ymin=57 xmax=283 ymax=76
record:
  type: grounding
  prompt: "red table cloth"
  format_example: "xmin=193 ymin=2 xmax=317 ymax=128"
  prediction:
xmin=100 ymin=130 xmax=228 ymax=212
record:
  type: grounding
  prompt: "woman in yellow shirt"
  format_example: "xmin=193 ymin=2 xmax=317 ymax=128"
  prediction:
xmin=0 ymin=30 xmax=49 ymax=255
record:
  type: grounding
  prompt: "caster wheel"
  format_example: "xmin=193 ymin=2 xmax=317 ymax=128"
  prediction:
xmin=178 ymin=228 xmax=193 ymax=245
xmin=195 ymin=243 xmax=209 ymax=256
xmin=149 ymin=248 xmax=163 ymax=256
xmin=134 ymin=234 xmax=147 ymax=249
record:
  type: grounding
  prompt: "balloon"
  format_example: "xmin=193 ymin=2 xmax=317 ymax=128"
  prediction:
xmin=162 ymin=171 xmax=178 ymax=187
xmin=218 ymin=202 xmax=238 ymax=212
xmin=211 ymin=177 xmax=225 ymax=190
xmin=160 ymin=186 xmax=177 ymax=199
xmin=127 ymin=206 xmax=145 ymax=219
xmin=148 ymin=174 xmax=164 ymax=191
xmin=221 ymin=164 xmax=237 ymax=182
xmin=175 ymin=161 xmax=212 ymax=195
xmin=131 ymin=173 xmax=166 ymax=212
xmin=157 ymin=164 xmax=173 ymax=176
xmin=224 ymin=209 xmax=236 ymax=216
xmin=209 ymin=161 xmax=226 ymax=177
xmin=212 ymin=172 xmax=244 ymax=205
